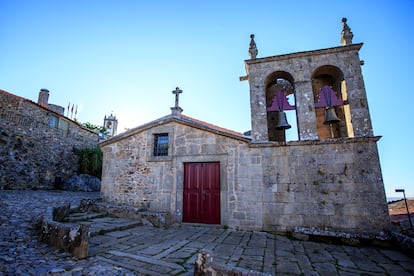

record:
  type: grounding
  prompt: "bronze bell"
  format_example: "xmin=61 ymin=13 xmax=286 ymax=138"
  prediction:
xmin=324 ymin=107 xmax=340 ymax=125
xmin=276 ymin=111 xmax=291 ymax=129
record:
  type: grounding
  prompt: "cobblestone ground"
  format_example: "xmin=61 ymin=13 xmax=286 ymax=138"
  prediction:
xmin=1 ymin=190 xmax=414 ymax=275
xmin=0 ymin=190 xmax=137 ymax=275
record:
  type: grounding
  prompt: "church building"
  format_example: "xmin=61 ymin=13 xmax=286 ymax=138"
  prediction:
xmin=99 ymin=19 xmax=390 ymax=235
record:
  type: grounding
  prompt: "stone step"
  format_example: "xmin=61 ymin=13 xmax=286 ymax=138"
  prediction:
xmin=88 ymin=217 xmax=143 ymax=237
xmin=62 ymin=214 xmax=144 ymax=237
xmin=67 ymin=212 xmax=108 ymax=222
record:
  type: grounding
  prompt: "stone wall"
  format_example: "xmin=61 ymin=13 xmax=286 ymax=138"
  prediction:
xmin=100 ymin=120 xmax=247 ymax=221
xmin=100 ymin=117 xmax=390 ymax=235
xmin=257 ymin=138 xmax=389 ymax=234
xmin=0 ymin=90 xmax=98 ymax=189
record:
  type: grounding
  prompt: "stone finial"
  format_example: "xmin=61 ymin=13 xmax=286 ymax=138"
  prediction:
xmin=340 ymin=18 xmax=354 ymax=45
xmin=248 ymin=34 xmax=258 ymax=59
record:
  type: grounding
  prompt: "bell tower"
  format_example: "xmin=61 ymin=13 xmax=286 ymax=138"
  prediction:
xmin=103 ymin=113 xmax=118 ymax=137
xmin=240 ymin=19 xmax=389 ymax=234
xmin=242 ymin=18 xmax=372 ymax=143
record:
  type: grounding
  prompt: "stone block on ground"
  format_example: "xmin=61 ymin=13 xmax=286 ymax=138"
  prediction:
xmin=64 ymin=174 xmax=101 ymax=192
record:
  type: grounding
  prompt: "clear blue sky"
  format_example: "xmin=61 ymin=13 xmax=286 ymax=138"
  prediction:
xmin=1 ymin=0 xmax=413 ymax=198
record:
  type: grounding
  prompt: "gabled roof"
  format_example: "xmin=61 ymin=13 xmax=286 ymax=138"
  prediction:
xmin=99 ymin=114 xmax=251 ymax=147
xmin=0 ymin=89 xmax=30 ymax=102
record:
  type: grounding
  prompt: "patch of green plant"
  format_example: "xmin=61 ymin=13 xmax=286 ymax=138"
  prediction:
xmin=74 ymin=146 xmax=103 ymax=178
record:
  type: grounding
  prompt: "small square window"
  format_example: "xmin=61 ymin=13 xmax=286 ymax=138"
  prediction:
xmin=153 ymin=134 xmax=169 ymax=156
xmin=49 ymin=115 xmax=58 ymax=129
xmin=58 ymin=119 xmax=69 ymax=136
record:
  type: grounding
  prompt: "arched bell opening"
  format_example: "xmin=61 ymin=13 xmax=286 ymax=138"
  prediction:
xmin=312 ymin=65 xmax=351 ymax=139
xmin=265 ymin=71 xmax=298 ymax=142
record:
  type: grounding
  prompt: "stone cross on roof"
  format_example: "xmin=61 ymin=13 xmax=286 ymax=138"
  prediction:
xmin=172 ymin=87 xmax=182 ymax=108
xmin=171 ymin=87 xmax=183 ymax=115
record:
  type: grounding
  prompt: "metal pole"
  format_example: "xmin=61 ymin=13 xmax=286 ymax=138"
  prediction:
xmin=396 ymin=189 xmax=413 ymax=229
xmin=402 ymin=190 xmax=413 ymax=229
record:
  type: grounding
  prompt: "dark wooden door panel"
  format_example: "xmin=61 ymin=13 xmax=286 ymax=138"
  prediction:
xmin=183 ymin=162 xmax=220 ymax=224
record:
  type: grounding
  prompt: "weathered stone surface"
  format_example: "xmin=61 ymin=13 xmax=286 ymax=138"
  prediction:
xmin=1 ymin=190 xmax=413 ymax=275
xmin=194 ymin=251 xmax=271 ymax=276
xmin=64 ymin=174 xmax=101 ymax=192
xmin=100 ymin=117 xmax=390 ymax=234
xmin=89 ymin=201 xmax=171 ymax=227
xmin=0 ymin=89 xmax=98 ymax=190
xmin=390 ymin=231 xmax=414 ymax=257
xmin=0 ymin=190 xmax=136 ymax=275
xmin=39 ymin=203 xmax=90 ymax=259
xmin=52 ymin=204 xmax=71 ymax=222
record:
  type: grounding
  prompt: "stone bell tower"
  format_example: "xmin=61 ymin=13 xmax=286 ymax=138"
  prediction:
xmin=103 ymin=113 xmax=118 ymax=137
xmin=241 ymin=18 xmax=390 ymax=234
xmin=242 ymin=18 xmax=371 ymax=143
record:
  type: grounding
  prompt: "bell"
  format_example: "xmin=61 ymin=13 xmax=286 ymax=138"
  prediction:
xmin=276 ymin=111 xmax=291 ymax=129
xmin=324 ymin=107 xmax=340 ymax=124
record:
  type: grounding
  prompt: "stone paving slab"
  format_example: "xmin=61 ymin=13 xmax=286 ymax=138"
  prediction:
xmin=1 ymin=190 xmax=414 ymax=276
xmin=88 ymin=223 xmax=414 ymax=275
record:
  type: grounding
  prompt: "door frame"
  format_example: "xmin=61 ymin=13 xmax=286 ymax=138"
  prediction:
xmin=175 ymin=155 xmax=228 ymax=226
xmin=183 ymin=162 xmax=221 ymax=224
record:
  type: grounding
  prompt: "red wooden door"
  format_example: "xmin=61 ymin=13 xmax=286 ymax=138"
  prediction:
xmin=183 ymin=162 xmax=220 ymax=224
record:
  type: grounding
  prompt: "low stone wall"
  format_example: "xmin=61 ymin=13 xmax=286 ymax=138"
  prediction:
xmin=39 ymin=199 xmax=171 ymax=258
xmin=291 ymin=226 xmax=414 ymax=258
xmin=389 ymin=232 xmax=414 ymax=257
xmin=292 ymin=226 xmax=391 ymax=246
xmin=290 ymin=227 xmax=399 ymax=252
xmin=39 ymin=204 xmax=90 ymax=259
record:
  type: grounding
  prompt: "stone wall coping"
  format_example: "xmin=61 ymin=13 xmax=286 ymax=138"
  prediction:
xmin=248 ymin=136 xmax=381 ymax=148
xmin=244 ymin=43 xmax=363 ymax=65
xmin=293 ymin=226 xmax=389 ymax=241
xmin=293 ymin=227 xmax=413 ymax=257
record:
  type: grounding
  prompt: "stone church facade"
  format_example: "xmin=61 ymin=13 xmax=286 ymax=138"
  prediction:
xmin=100 ymin=19 xmax=390 ymax=235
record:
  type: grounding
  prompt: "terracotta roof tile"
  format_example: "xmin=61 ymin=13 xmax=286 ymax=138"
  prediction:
xmin=179 ymin=114 xmax=245 ymax=137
